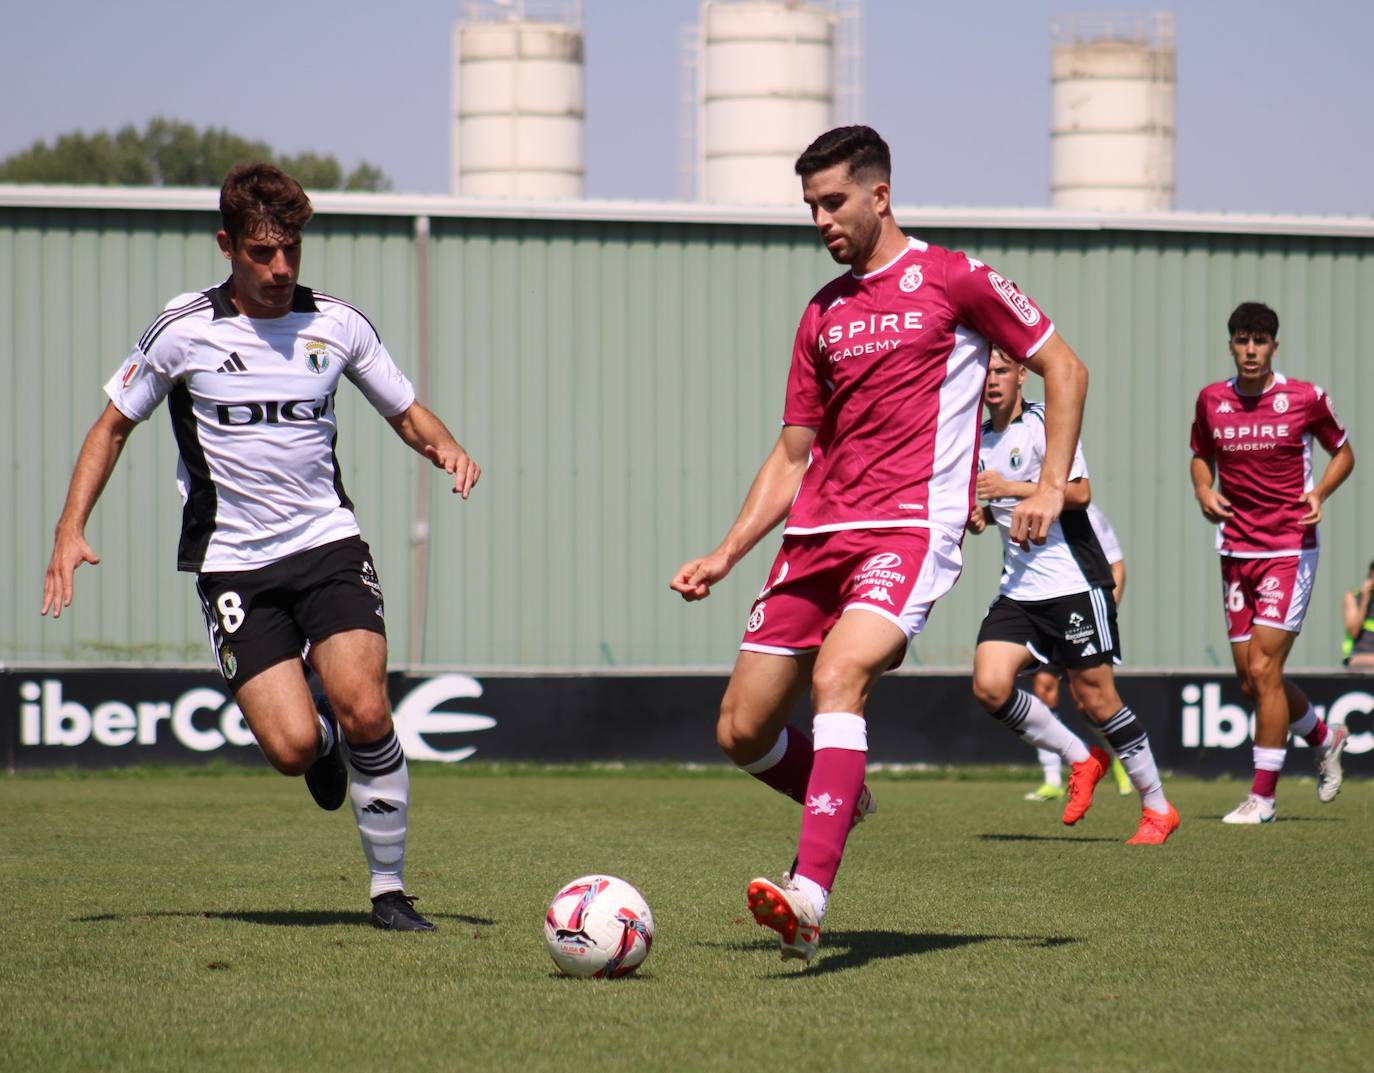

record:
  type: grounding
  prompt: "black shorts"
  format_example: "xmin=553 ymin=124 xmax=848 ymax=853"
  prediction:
xmin=195 ymin=535 xmax=387 ymax=691
xmin=977 ymin=588 xmax=1121 ymax=671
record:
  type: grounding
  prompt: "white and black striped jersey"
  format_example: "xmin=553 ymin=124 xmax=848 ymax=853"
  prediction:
xmin=979 ymin=401 xmax=1113 ymax=600
xmin=105 ymin=279 xmax=416 ymax=573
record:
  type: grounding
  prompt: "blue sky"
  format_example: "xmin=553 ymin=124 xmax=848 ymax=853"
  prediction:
xmin=1 ymin=1 xmax=1368 ymax=214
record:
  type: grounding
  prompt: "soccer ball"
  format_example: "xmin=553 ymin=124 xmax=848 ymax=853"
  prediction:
xmin=544 ymin=875 xmax=654 ymax=979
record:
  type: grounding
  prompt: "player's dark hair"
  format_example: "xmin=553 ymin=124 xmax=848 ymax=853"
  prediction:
xmin=794 ymin=126 xmax=891 ymax=184
xmin=1227 ymin=301 xmax=1279 ymax=338
xmin=219 ymin=163 xmax=313 ymax=245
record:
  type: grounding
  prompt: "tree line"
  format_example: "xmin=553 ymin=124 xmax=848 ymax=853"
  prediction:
xmin=0 ymin=118 xmax=390 ymax=191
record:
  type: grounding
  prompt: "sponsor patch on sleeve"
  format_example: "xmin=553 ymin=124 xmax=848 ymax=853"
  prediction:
xmin=987 ymin=272 xmax=1041 ymax=328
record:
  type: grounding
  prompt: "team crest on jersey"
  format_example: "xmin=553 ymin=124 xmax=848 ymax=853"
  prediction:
xmin=987 ymin=272 xmax=1041 ymax=327
xmin=219 ymin=644 xmax=238 ymax=681
xmin=747 ymin=604 xmax=766 ymax=633
xmin=305 ymin=340 xmax=331 ymax=374
xmin=899 ymin=264 xmax=923 ymax=293
xmin=1272 ymin=393 xmax=1289 ymax=414
xmin=1009 ymin=447 xmax=1022 ymax=470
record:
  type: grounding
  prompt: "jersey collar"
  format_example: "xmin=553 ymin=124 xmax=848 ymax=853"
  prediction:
xmin=850 ymin=235 xmax=928 ymax=281
xmin=204 ymin=277 xmax=321 ymax=319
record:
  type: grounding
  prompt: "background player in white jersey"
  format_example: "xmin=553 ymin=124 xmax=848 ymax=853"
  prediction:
xmin=968 ymin=348 xmax=1178 ymax=844
xmin=670 ymin=126 xmax=1090 ymax=963
xmin=1190 ymin=301 xmax=1353 ymax=824
xmin=1021 ymin=503 xmax=1133 ymax=802
xmin=41 ymin=164 xmax=481 ymax=930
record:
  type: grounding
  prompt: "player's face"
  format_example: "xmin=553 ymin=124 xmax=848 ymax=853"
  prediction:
xmin=802 ymin=163 xmax=885 ymax=266
xmin=1228 ymin=329 xmax=1278 ymax=383
xmin=983 ymin=350 xmax=1025 ymax=413
xmin=217 ymin=226 xmax=303 ymax=318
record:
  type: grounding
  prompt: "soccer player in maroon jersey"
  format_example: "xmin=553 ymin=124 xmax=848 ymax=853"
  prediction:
xmin=670 ymin=126 xmax=1089 ymax=963
xmin=1190 ymin=301 xmax=1354 ymax=824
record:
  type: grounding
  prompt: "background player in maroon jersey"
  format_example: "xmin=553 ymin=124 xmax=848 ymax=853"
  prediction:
xmin=1190 ymin=301 xmax=1354 ymax=824
xmin=671 ymin=126 xmax=1089 ymax=963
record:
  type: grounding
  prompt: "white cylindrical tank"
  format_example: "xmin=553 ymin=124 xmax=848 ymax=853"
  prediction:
xmin=452 ymin=4 xmax=584 ymax=199
xmin=700 ymin=1 xmax=837 ymax=205
xmin=1051 ymin=12 xmax=1175 ymax=212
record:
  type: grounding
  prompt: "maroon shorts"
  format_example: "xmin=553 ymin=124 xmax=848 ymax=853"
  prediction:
xmin=739 ymin=527 xmax=963 ymax=663
xmin=1220 ymin=550 xmax=1317 ymax=642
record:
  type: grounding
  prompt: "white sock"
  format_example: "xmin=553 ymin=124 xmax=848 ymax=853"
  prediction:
xmin=792 ymin=874 xmax=829 ymax=921
xmin=315 ymin=711 xmax=335 ymax=759
xmin=1036 ymin=748 xmax=1063 ymax=787
xmin=348 ymin=729 xmax=409 ymax=900
xmin=990 ymin=690 xmax=1090 ymax=764
xmin=1099 ymin=707 xmax=1168 ymax=813
xmin=1288 ymin=705 xmax=1318 ymax=739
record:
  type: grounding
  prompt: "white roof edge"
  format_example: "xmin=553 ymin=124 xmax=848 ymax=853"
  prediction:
xmin=2 ymin=183 xmax=1373 ymax=239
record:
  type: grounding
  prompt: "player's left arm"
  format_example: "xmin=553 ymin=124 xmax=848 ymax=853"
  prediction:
xmin=1018 ymin=333 xmax=1088 ymax=543
xmin=1110 ymin=560 xmax=1127 ymax=607
xmin=1298 ymin=440 xmax=1354 ymax=526
xmin=386 ymin=402 xmax=482 ymax=499
xmin=977 ymin=470 xmax=1089 ymax=507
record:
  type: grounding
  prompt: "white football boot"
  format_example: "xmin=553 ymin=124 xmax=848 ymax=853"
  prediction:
xmin=1222 ymin=793 xmax=1276 ymax=824
xmin=1315 ymin=725 xmax=1349 ymax=803
xmin=747 ymin=877 xmax=821 ymax=963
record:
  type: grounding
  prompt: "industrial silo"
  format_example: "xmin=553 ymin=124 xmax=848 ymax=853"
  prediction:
xmin=451 ymin=1 xmax=584 ymax=199
xmin=1050 ymin=11 xmax=1176 ymax=212
xmin=691 ymin=0 xmax=861 ymax=205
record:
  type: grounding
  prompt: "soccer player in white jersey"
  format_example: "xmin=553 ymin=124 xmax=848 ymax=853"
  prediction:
xmin=670 ymin=126 xmax=1090 ymax=963
xmin=969 ymin=349 xmax=1177 ymax=844
xmin=1190 ymin=302 xmax=1353 ymax=824
xmin=41 ymin=164 xmax=481 ymax=930
xmin=1022 ymin=503 xmax=1133 ymax=802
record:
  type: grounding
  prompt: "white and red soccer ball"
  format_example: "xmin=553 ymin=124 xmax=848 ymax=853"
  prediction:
xmin=544 ymin=875 xmax=654 ymax=979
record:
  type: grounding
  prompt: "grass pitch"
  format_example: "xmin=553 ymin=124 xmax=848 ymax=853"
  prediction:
xmin=2 ymin=766 xmax=1371 ymax=1073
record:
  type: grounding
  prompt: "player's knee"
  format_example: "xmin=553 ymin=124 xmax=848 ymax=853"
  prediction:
xmin=1245 ymin=652 xmax=1280 ymax=688
xmin=262 ymin=726 xmax=319 ymax=775
xmin=715 ymin=707 xmax=768 ymax=765
xmin=971 ymin=671 xmax=1011 ymax=713
xmin=333 ymin=695 xmax=392 ymax=746
xmin=810 ymin=659 xmax=870 ymax=712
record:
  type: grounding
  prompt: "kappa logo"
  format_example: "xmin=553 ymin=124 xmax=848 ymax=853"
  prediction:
xmin=1216 ymin=400 xmax=1235 ymax=414
xmin=807 ymin=792 xmax=843 ymax=817
xmin=899 ymin=264 xmax=923 ymax=293
xmin=859 ymin=586 xmax=894 ymax=605
xmin=987 ymin=272 xmax=1041 ymax=327
xmin=1273 ymin=393 xmax=1290 ymax=414
xmin=1260 ymin=604 xmax=1282 ymax=618
xmin=862 ymin=553 xmax=903 ymax=572
xmin=747 ymin=604 xmax=766 ymax=633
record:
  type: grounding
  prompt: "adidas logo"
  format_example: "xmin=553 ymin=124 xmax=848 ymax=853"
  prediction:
xmin=361 ymin=799 xmax=399 ymax=815
xmin=216 ymin=352 xmax=247 ymax=374
xmin=1080 ymin=643 xmax=1098 ymax=656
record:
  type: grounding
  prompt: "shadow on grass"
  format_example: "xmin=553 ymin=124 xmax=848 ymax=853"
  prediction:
xmin=977 ymin=833 xmax=1118 ymax=843
xmin=73 ymin=910 xmax=496 ymax=928
xmin=713 ymin=929 xmax=1078 ymax=977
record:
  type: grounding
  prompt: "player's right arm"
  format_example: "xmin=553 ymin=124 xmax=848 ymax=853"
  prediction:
xmin=670 ymin=424 xmax=815 ymax=601
xmin=1190 ymin=454 xmax=1234 ymax=522
xmin=41 ymin=403 xmax=139 ymax=619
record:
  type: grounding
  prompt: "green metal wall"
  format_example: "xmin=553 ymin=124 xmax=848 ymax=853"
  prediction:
xmin=4 ymin=204 xmax=1372 ymax=670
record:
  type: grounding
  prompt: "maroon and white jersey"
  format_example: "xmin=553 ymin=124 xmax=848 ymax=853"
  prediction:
xmin=782 ymin=237 xmax=1055 ymax=538
xmin=1189 ymin=373 xmax=1347 ymax=557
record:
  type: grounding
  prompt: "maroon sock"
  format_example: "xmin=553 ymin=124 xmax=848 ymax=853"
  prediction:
xmin=1303 ymin=720 xmax=1331 ymax=748
xmin=1251 ymin=768 xmax=1280 ymax=798
xmin=740 ymin=725 xmax=813 ymax=804
xmin=794 ymin=747 xmax=867 ymax=891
